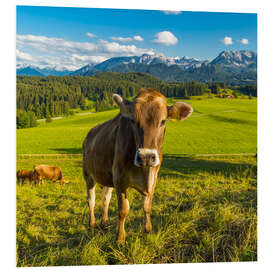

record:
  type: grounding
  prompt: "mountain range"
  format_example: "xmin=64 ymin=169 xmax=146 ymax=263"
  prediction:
xmin=16 ymin=50 xmax=257 ymax=85
xmin=16 ymin=65 xmax=71 ymax=77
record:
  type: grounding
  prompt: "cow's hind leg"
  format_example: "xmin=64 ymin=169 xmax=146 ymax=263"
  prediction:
xmin=85 ymin=177 xmax=96 ymax=229
xmin=101 ymin=186 xmax=113 ymax=228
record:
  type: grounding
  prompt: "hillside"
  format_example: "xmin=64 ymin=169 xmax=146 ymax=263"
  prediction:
xmin=16 ymin=98 xmax=257 ymax=265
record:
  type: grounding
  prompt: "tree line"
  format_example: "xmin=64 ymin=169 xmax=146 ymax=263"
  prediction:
xmin=16 ymin=72 xmax=257 ymax=128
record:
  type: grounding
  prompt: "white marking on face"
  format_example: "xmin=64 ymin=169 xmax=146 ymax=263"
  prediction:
xmin=134 ymin=148 xmax=160 ymax=167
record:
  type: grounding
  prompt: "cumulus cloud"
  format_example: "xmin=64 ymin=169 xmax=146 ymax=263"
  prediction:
xmin=86 ymin=32 xmax=97 ymax=38
xmin=153 ymin=31 xmax=178 ymax=46
xmin=133 ymin=35 xmax=144 ymax=42
xmin=111 ymin=35 xmax=144 ymax=42
xmin=17 ymin=34 xmax=98 ymax=54
xmin=16 ymin=34 xmax=154 ymax=70
xmin=239 ymin=38 xmax=249 ymax=44
xmin=162 ymin=10 xmax=182 ymax=15
xmin=111 ymin=37 xmax=133 ymax=42
xmin=16 ymin=49 xmax=33 ymax=61
xmin=221 ymin=36 xmax=233 ymax=45
xmin=99 ymin=39 xmax=153 ymax=55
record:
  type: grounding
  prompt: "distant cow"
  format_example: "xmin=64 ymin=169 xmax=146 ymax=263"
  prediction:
xmin=33 ymin=165 xmax=66 ymax=186
xmin=17 ymin=170 xmax=35 ymax=185
xmin=83 ymin=88 xmax=193 ymax=243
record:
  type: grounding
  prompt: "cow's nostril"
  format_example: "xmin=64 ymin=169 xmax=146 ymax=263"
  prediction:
xmin=151 ymin=155 xmax=155 ymax=162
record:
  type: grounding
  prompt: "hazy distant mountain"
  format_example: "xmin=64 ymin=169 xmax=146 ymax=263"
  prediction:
xmin=68 ymin=63 xmax=97 ymax=76
xmin=36 ymin=67 xmax=71 ymax=76
xmin=16 ymin=65 xmax=71 ymax=76
xmin=16 ymin=66 xmax=45 ymax=77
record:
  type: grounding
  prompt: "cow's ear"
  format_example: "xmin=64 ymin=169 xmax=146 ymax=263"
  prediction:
xmin=167 ymin=102 xmax=193 ymax=121
xmin=113 ymin=94 xmax=133 ymax=118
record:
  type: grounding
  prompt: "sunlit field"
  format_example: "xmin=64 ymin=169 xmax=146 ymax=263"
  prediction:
xmin=16 ymin=97 xmax=257 ymax=266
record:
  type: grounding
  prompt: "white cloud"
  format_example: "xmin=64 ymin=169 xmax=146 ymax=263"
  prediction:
xmin=111 ymin=37 xmax=133 ymax=42
xmin=16 ymin=49 xmax=33 ymax=61
xmin=71 ymin=54 xmax=107 ymax=64
xmin=153 ymin=31 xmax=178 ymax=46
xmin=99 ymin=39 xmax=153 ymax=55
xmin=111 ymin=36 xmax=144 ymax=42
xmin=221 ymin=36 xmax=233 ymax=45
xmin=86 ymin=32 xmax=97 ymax=38
xmin=239 ymin=38 xmax=249 ymax=44
xmin=163 ymin=10 xmax=182 ymax=15
xmin=17 ymin=34 xmax=98 ymax=54
xmin=111 ymin=35 xmax=144 ymax=42
xmin=16 ymin=34 xmax=155 ymax=70
xmin=133 ymin=35 xmax=144 ymax=42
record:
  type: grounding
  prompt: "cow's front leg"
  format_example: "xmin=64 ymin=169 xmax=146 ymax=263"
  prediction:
xmin=116 ymin=189 xmax=129 ymax=244
xmin=143 ymin=194 xmax=153 ymax=233
xmin=37 ymin=175 xmax=42 ymax=186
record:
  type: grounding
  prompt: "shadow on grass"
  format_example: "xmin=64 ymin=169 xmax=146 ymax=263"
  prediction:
xmin=49 ymin=147 xmax=82 ymax=154
xmin=160 ymin=154 xmax=257 ymax=180
xmin=208 ymin=114 xmax=256 ymax=126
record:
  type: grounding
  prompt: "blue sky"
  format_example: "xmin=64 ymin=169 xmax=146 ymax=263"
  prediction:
xmin=16 ymin=6 xmax=257 ymax=70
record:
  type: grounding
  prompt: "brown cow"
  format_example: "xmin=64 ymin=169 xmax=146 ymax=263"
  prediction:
xmin=33 ymin=164 xmax=66 ymax=186
xmin=83 ymin=88 xmax=193 ymax=243
xmin=17 ymin=170 xmax=35 ymax=185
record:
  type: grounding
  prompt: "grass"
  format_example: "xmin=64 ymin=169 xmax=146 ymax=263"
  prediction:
xmin=16 ymin=97 xmax=257 ymax=266
xmin=17 ymin=98 xmax=257 ymax=155
xmin=16 ymin=155 xmax=257 ymax=266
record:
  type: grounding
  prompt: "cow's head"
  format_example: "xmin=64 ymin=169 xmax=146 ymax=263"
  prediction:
xmin=113 ymin=88 xmax=193 ymax=168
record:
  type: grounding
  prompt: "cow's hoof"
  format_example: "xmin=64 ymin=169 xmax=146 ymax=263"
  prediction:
xmin=116 ymin=233 xmax=126 ymax=245
xmin=116 ymin=238 xmax=125 ymax=245
xmin=144 ymin=223 xmax=152 ymax=233
xmin=89 ymin=222 xmax=96 ymax=229
xmin=100 ymin=220 xmax=109 ymax=230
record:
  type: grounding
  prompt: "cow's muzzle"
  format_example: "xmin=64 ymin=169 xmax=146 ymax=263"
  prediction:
xmin=134 ymin=148 xmax=160 ymax=167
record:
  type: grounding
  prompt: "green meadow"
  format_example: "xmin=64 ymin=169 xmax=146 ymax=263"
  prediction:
xmin=16 ymin=97 xmax=257 ymax=266
xmin=17 ymin=98 xmax=257 ymax=155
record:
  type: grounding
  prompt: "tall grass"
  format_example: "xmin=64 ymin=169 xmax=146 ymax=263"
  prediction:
xmin=16 ymin=156 xmax=257 ymax=266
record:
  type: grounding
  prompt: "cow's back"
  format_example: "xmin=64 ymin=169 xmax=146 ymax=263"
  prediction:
xmin=34 ymin=165 xmax=62 ymax=180
xmin=83 ymin=114 xmax=121 ymax=187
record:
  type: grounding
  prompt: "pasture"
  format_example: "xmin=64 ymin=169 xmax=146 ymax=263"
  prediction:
xmin=17 ymin=98 xmax=257 ymax=155
xmin=16 ymin=98 xmax=257 ymax=266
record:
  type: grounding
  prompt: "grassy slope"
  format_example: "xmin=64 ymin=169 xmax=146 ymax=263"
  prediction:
xmin=16 ymin=97 xmax=257 ymax=266
xmin=17 ymin=98 xmax=257 ymax=155
xmin=17 ymin=155 xmax=257 ymax=266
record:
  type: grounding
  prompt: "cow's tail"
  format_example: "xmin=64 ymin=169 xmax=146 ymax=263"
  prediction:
xmin=83 ymin=166 xmax=89 ymax=181
xmin=16 ymin=170 xmax=21 ymax=184
xmin=82 ymin=139 xmax=88 ymax=181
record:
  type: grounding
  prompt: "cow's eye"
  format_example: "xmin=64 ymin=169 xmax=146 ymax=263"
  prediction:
xmin=160 ymin=119 xmax=166 ymax=126
xmin=130 ymin=118 xmax=135 ymax=124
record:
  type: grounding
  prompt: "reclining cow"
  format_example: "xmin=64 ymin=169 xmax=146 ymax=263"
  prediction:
xmin=83 ymin=88 xmax=193 ymax=243
xmin=33 ymin=164 xmax=66 ymax=186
